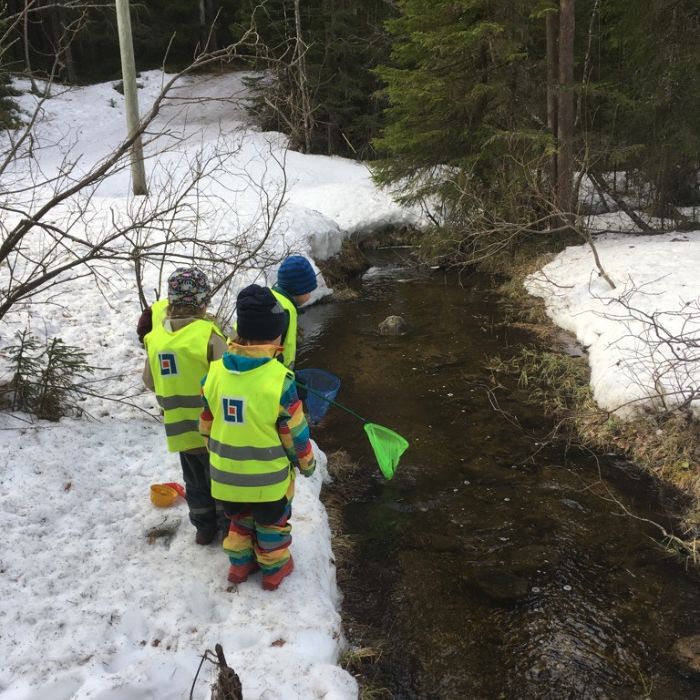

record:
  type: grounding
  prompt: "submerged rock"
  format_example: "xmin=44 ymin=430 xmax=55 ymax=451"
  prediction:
xmin=467 ymin=569 xmax=530 ymax=603
xmin=329 ymin=287 xmax=360 ymax=303
xmin=671 ymin=634 xmax=700 ymax=676
xmin=379 ymin=315 xmax=408 ymax=335
xmin=506 ymin=544 xmax=560 ymax=573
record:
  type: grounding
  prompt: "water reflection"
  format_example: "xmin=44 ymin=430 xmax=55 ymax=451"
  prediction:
xmin=300 ymin=264 xmax=700 ymax=699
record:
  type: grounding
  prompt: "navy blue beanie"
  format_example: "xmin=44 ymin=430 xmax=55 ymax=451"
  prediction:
xmin=277 ymin=255 xmax=318 ymax=296
xmin=236 ymin=284 xmax=285 ymax=341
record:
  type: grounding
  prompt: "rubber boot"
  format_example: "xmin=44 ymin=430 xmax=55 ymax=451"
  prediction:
xmin=227 ymin=561 xmax=260 ymax=584
xmin=262 ymin=557 xmax=294 ymax=591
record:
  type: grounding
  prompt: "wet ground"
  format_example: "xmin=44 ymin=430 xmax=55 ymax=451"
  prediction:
xmin=299 ymin=256 xmax=700 ymax=700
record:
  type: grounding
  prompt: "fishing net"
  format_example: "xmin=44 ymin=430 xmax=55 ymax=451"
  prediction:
xmin=295 ymin=368 xmax=341 ymax=425
xmin=296 ymin=369 xmax=408 ymax=478
xmin=363 ymin=423 xmax=409 ymax=480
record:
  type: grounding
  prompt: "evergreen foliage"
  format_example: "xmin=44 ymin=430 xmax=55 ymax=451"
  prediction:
xmin=2 ymin=1 xmax=241 ymax=84
xmin=5 ymin=331 xmax=95 ymax=421
xmin=1 ymin=0 xmax=700 ymax=242
xmin=0 ymin=72 xmax=20 ymax=129
xmin=0 ymin=10 xmax=20 ymax=127
xmin=232 ymin=0 xmax=394 ymax=157
xmin=372 ymin=0 xmax=700 ymax=262
xmin=373 ymin=0 xmax=548 ymax=245
xmin=584 ymin=0 xmax=700 ymax=211
xmin=7 ymin=330 xmax=43 ymax=413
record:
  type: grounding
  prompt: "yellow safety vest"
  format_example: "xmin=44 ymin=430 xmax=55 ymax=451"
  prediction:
xmin=272 ymin=290 xmax=298 ymax=369
xmin=151 ymin=298 xmax=169 ymax=330
xmin=204 ymin=357 xmax=292 ymax=503
xmin=145 ymin=319 xmax=219 ymax=452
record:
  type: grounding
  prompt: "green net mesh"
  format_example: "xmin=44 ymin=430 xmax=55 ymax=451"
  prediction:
xmin=363 ymin=423 xmax=409 ymax=480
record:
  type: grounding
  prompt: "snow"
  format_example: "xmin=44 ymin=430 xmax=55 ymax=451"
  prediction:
xmin=0 ymin=70 xmax=422 ymax=699
xmin=526 ymin=229 xmax=700 ymax=418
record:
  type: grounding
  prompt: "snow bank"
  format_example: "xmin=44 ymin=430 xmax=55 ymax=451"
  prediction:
xmin=0 ymin=70 xmax=423 ymax=699
xmin=526 ymin=230 xmax=700 ymax=418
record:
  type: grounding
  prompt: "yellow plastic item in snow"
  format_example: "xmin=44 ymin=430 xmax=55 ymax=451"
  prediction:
xmin=150 ymin=483 xmax=179 ymax=507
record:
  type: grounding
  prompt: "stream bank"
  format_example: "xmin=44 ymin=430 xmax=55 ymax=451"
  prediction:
xmin=493 ymin=254 xmax=700 ymax=554
xmin=300 ymin=248 xmax=700 ymax=699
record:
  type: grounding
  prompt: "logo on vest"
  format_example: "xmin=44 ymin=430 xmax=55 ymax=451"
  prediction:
xmin=223 ymin=397 xmax=245 ymax=424
xmin=159 ymin=352 xmax=178 ymax=376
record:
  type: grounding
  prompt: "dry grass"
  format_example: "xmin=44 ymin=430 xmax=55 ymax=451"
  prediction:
xmin=359 ymin=684 xmax=395 ymax=700
xmin=580 ymin=412 xmax=700 ymax=535
xmin=316 ymin=239 xmax=370 ymax=286
xmin=326 ymin=448 xmax=361 ymax=479
xmin=494 ymin=255 xmax=555 ymax=327
xmin=341 ymin=645 xmax=384 ymax=672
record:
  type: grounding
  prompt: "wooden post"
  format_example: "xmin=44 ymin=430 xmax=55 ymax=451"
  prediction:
xmin=115 ymin=0 xmax=147 ymax=196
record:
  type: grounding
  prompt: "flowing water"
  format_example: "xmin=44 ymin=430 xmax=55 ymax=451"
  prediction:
xmin=299 ymin=255 xmax=700 ymax=700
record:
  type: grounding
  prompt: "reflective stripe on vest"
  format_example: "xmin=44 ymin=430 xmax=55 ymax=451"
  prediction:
xmin=145 ymin=318 xmax=216 ymax=452
xmin=271 ymin=290 xmax=297 ymax=369
xmin=204 ymin=357 xmax=291 ymax=503
xmin=164 ymin=419 xmax=200 ymax=437
xmin=157 ymin=395 xmax=204 ymax=410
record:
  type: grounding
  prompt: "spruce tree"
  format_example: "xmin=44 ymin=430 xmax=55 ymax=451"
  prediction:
xmin=584 ymin=0 xmax=700 ymax=213
xmin=6 ymin=330 xmax=43 ymax=412
xmin=5 ymin=332 xmax=95 ymax=421
xmin=373 ymin=0 xmax=545 ymax=212
xmin=35 ymin=338 xmax=94 ymax=420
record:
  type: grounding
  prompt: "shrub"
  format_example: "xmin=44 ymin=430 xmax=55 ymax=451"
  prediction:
xmin=5 ymin=330 xmax=95 ymax=420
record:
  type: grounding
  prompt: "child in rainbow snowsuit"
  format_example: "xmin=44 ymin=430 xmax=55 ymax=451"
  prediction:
xmin=199 ymin=284 xmax=316 ymax=590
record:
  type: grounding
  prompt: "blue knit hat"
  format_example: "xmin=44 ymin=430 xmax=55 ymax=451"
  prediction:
xmin=277 ymin=255 xmax=318 ymax=296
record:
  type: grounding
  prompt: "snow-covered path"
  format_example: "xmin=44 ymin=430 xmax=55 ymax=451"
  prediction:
xmin=0 ymin=71 xmax=421 ymax=699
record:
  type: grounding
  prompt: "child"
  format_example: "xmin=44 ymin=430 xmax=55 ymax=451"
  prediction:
xmin=271 ymin=255 xmax=318 ymax=369
xmin=143 ymin=268 xmax=228 ymax=545
xmin=200 ymin=284 xmax=316 ymax=590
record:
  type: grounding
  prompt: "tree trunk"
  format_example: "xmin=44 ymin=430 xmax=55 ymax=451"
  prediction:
xmin=50 ymin=2 xmax=77 ymax=84
xmin=198 ymin=0 xmax=218 ymax=52
xmin=293 ymin=0 xmax=312 ymax=153
xmin=23 ymin=1 xmax=41 ymax=95
xmin=546 ymin=8 xmax=559 ymax=198
xmin=557 ymin=0 xmax=575 ymax=221
xmin=115 ymin=0 xmax=148 ymax=196
xmin=206 ymin=0 xmax=218 ymax=51
xmin=198 ymin=0 xmax=207 ymax=50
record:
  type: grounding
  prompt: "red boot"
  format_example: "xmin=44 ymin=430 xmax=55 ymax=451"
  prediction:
xmin=227 ymin=561 xmax=260 ymax=584
xmin=262 ymin=557 xmax=294 ymax=591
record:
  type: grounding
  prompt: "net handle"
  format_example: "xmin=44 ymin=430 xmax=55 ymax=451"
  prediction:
xmin=295 ymin=380 xmax=368 ymax=424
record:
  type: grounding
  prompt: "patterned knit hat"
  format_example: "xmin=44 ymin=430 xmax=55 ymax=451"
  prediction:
xmin=167 ymin=268 xmax=211 ymax=307
xmin=277 ymin=255 xmax=318 ymax=296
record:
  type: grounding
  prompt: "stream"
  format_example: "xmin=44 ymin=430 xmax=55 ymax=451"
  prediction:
xmin=299 ymin=254 xmax=700 ymax=700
